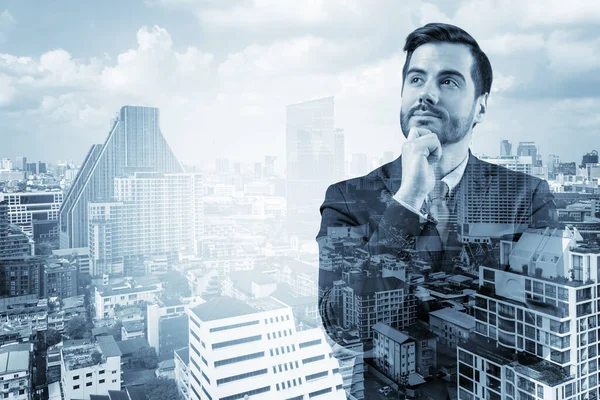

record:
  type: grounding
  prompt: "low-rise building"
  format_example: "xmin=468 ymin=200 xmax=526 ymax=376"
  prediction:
xmin=60 ymin=336 xmax=122 ymax=400
xmin=93 ymin=280 xmax=162 ymax=320
xmin=174 ymin=347 xmax=189 ymax=400
xmin=429 ymin=308 xmax=475 ymax=349
xmin=121 ymin=322 xmax=144 ymax=341
xmin=373 ymin=323 xmax=418 ymax=384
xmin=0 ymin=343 xmax=33 ymax=400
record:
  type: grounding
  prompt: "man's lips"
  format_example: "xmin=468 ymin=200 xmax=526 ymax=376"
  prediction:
xmin=411 ymin=111 xmax=440 ymax=118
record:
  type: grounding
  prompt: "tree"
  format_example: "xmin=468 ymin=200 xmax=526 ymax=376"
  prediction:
xmin=65 ymin=316 xmax=88 ymax=339
xmin=46 ymin=329 xmax=62 ymax=347
xmin=144 ymin=377 xmax=181 ymax=400
xmin=133 ymin=346 xmax=158 ymax=369
xmin=109 ymin=321 xmax=123 ymax=341
xmin=91 ymin=350 xmax=103 ymax=365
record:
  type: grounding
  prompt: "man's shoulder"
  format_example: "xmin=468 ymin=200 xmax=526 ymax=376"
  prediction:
xmin=328 ymin=160 xmax=396 ymax=195
xmin=471 ymin=155 xmax=548 ymax=187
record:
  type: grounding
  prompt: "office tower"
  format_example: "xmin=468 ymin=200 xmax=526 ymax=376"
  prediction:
xmin=254 ymin=162 xmax=262 ymax=179
xmin=500 ymin=139 xmax=512 ymax=157
xmin=350 ymin=153 xmax=368 ymax=177
xmin=0 ymin=201 xmax=33 ymax=259
xmin=458 ymin=227 xmax=600 ymax=400
xmin=14 ymin=157 xmax=26 ymax=171
xmin=517 ymin=141 xmax=538 ymax=165
xmin=581 ymin=150 xmax=599 ymax=168
xmin=38 ymin=162 xmax=47 ymax=174
xmin=456 ymin=156 xmax=535 ymax=241
xmin=187 ymin=296 xmax=345 ymax=400
xmin=44 ymin=260 xmax=78 ymax=298
xmin=548 ymin=153 xmax=560 ymax=179
xmin=0 ymin=159 xmax=12 ymax=171
xmin=26 ymin=163 xmax=37 ymax=174
xmin=333 ymin=128 xmax=345 ymax=181
xmin=88 ymin=172 xmax=203 ymax=276
xmin=264 ymin=156 xmax=276 ymax=177
xmin=0 ymin=257 xmax=44 ymax=297
xmin=286 ymin=96 xmax=335 ymax=239
xmin=556 ymin=162 xmax=577 ymax=176
xmin=0 ymin=192 xmax=63 ymax=240
xmin=59 ymin=106 xmax=183 ymax=249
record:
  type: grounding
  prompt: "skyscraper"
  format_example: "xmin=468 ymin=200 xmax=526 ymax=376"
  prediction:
xmin=517 ymin=141 xmax=538 ymax=166
xmin=59 ymin=106 xmax=183 ymax=249
xmin=264 ymin=156 xmax=276 ymax=177
xmin=286 ymin=97 xmax=335 ymax=239
xmin=500 ymin=140 xmax=512 ymax=157
xmin=581 ymin=150 xmax=599 ymax=169
xmin=88 ymin=172 xmax=203 ymax=276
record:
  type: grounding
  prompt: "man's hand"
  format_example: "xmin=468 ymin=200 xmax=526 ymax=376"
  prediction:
xmin=394 ymin=127 xmax=442 ymax=210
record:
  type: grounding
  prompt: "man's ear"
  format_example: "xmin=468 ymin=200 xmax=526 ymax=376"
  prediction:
xmin=473 ymin=93 xmax=489 ymax=125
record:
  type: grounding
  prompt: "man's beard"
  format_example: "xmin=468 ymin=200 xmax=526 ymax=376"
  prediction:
xmin=400 ymin=103 xmax=477 ymax=145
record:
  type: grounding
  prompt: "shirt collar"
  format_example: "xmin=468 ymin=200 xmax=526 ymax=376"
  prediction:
xmin=441 ymin=153 xmax=469 ymax=194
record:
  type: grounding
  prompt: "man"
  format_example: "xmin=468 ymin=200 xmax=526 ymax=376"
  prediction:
xmin=317 ymin=23 xmax=556 ymax=396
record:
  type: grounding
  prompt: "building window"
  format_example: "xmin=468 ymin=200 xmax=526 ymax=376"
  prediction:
xmin=73 ymin=375 xmax=80 ymax=380
xmin=86 ymin=372 xmax=92 ymax=377
xmin=99 ymin=379 xmax=105 ymax=384
xmin=73 ymin=385 xmax=80 ymax=390
xmin=86 ymin=382 xmax=92 ymax=387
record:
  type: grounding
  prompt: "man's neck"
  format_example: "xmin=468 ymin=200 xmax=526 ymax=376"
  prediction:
xmin=434 ymin=132 xmax=472 ymax=179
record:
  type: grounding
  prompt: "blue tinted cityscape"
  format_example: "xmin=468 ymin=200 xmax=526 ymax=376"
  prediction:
xmin=1 ymin=2 xmax=600 ymax=400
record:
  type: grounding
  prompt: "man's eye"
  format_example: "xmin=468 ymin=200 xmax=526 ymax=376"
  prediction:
xmin=442 ymin=79 xmax=457 ymax=86
xmin=410 ymin=77 xmax=422 ymax=84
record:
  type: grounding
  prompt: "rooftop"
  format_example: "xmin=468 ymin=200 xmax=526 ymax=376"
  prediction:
xmin=429 ymin=308 xmax=476 ymax=330
xmin=373 ymin=322 xmax=412 ymax=344
xmin=0 ymin=343 xmax=31 ymax=375
xmin=117 ymin=338 xmax=149 ymax=356
xmin=97 ymin=336 xmax=122 ymax=357
xmin=191 ymin=296 xmax=257 ymax=322
xmin=348 ymin=276 xmax=409 ymax=296
xmin=122 ymin=322 xmax=144 ymax=333
xmin=174 ymin=347 xmax=189 ymax=365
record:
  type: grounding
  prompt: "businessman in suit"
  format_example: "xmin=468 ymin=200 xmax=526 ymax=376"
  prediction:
xmin=316 ymin=23 xmax=556 ymax=394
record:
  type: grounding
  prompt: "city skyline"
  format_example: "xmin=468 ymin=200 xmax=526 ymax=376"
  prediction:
xmin=1 ymin=1 xmax=599 ymax=165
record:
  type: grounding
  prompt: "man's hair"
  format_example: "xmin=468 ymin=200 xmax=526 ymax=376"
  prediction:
xmin=402 ymin=23 xmax=493 ymax=98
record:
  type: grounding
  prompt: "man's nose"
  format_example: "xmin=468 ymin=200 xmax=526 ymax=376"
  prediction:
xmin=418 ymin=84 xmax=439 ymax=105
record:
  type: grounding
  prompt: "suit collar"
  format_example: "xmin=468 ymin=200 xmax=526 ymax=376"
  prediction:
xmin=383 ymin=149 xmax=490 ymax=195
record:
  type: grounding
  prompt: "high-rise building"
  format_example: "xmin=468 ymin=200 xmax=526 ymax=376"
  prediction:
xmin=0 ymin=192 xmax=63 ymax=241
xmin=342 ymin=277 xmax=416 ymax=341
xmin=0 ymin=257 xmax=44 ymax=297
xmin=0 ymin=201 xmax=34 ymax=259
xmin=187 ymin=296 xmax=345 ymax=400
xmin=14 ymin=157 xmax=26 ymax=171
xmin=44 ymin=259 xmax=78 ymax=298
xmin=59 ymin=106 xmax=183 ymax=249
xmin=581 ymin=150 xmax=599 ymax=168
xmin=500 ymin=140 xmax=512 ymax=157
xmin=333 ymin=128 xmax=345 ymax=181
xmin=286 ymin=96 xmax=335 ymax=239
xmin=547 ymin=153 xmax=560 ymax=179
xmin=517 ymin=141 xmax=538 ymax=165
xmin=216 ymin=158 xmax=230 ymax=175
xmin=87 ymin=172 xmax=203 ymax=276
xmin=456 ymin=156 xmax=536 ymax=241
xmin=264 ymin=156 xmax=276 ymax=177
xmin=1 ymin=159 xmax=12 ymax=171
xmin=458 ymin=227 xmax=599 ymax=400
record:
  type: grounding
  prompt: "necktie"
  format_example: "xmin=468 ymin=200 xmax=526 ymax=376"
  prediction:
xmin=428 ymin=180 xmax=451 ymax=246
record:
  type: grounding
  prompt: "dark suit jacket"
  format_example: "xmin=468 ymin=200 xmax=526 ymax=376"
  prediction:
xmin=316 ymin=151 xmax=557 ymax=347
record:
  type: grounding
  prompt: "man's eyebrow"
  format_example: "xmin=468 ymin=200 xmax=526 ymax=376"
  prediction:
xmin=406 ymin=67 xmax=466 ymax=83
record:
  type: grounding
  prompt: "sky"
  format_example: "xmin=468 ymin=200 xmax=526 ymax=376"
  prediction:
xmin=1 ymin=0 xmax=599 ymax=167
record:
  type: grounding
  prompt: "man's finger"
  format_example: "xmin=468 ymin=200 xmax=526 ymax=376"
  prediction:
xmin=407 ymin=127 xmax=434 ymax=141
xmin=412 ymin=134 xmax=442 ymax=161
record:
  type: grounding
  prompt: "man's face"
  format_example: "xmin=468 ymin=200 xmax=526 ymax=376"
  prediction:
xmin=400 ymin=42 xmax=480 ymax=144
